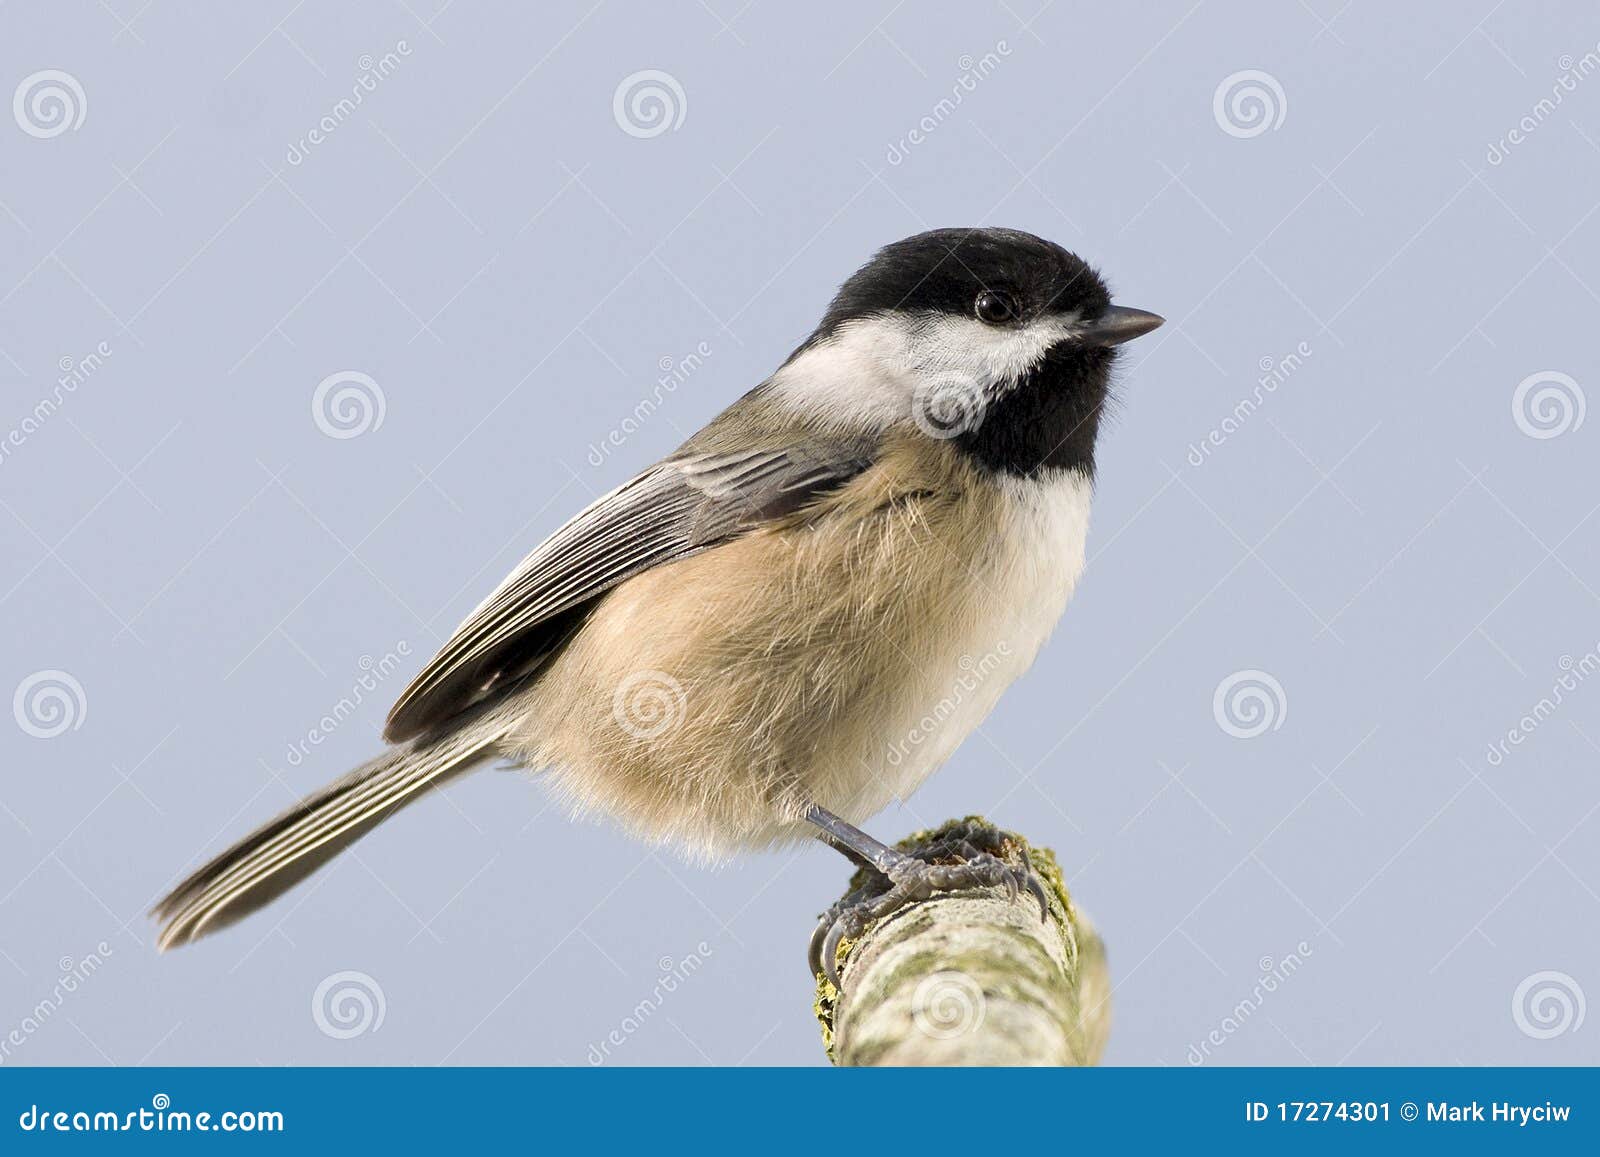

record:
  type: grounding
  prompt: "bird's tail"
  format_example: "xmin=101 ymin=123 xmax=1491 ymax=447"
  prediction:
xmin=154 ymin=705 xmax=516 ymax=950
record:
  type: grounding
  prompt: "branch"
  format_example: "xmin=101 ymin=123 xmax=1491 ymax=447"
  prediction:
xmin=813 ymin=817 xmax=1109 ymax=1066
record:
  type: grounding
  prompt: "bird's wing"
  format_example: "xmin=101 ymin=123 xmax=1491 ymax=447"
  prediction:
xmin=383 ymin=439 xmax=875 ymax=742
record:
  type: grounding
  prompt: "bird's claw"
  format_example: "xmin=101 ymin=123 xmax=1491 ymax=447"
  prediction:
xmin=808 ymin=825 xmax=1052 ymax=987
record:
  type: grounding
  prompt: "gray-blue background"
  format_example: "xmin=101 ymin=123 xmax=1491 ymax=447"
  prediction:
xmin=3 ymin=0 xmax=1597 ymax=1066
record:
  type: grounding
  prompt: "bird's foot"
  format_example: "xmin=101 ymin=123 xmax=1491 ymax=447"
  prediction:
xmin=808 ymin=820 xmax=1049 ymax=987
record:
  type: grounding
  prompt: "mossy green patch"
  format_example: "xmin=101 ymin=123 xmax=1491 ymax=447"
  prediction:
xmin=812 ymin=816 xmax=1080 ymax=1062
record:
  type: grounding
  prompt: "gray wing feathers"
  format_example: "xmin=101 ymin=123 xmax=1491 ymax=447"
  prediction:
xmin=383 ymin=440 xmax=872 ymax=743
xmin=154 ymin=426 xmax=872 ymax=947
xmin=154 ymin=703 xmax=516 ymax=949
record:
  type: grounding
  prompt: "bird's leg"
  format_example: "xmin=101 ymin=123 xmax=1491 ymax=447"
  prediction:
xmin=804 ymin=805 xmax=1049 ymax=985
xmin=804 ymin=804 xmax=901 ymax=871
xmin=815 ymin=831 xmax=878 ymax=871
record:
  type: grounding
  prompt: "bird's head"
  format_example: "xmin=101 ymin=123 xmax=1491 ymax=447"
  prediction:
xmin=776 ymin=227 xmax=1162 ymax=475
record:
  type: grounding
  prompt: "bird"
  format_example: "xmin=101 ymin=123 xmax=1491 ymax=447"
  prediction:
xmin=154 ymin=227 xmax=1162 ymax=981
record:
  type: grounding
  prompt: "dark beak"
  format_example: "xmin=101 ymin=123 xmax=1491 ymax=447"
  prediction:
xmin=1079 ymin=305 xmax=1164 ymax=347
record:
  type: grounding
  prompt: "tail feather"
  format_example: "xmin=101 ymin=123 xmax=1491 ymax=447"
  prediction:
xmin=155 ymin=708 xmax=514 ymax=950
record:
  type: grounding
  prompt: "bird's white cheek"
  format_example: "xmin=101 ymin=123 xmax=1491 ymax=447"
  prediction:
xmin=766 ymin=317 xmax=919 ymax=433
xmin=766 ymin=312 xmax=1080 ymax=435
xmin=910 ymin=314 xmax=1078 ymax=385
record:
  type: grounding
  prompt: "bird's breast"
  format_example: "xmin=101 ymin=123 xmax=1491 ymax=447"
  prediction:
xmin=515 ymin=442 xmax=1092 ymax=857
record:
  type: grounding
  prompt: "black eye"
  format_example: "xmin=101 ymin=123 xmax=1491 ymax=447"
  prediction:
xmin=974 ymin=290 xmax=1019 ymax=324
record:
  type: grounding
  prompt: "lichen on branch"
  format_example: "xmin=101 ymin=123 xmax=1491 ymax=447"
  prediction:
xmin=813 ymin=817 xmax=1108 ymax=1066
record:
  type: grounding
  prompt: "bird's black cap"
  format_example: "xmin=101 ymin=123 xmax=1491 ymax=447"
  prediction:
xmin=816 ymin=227 xmax=1113 ymax=333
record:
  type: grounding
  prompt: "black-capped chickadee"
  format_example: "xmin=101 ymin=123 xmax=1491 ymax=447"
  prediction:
xmin=155 ymin=228 xmax=1162 ymax=979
